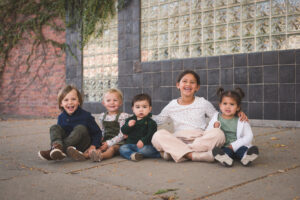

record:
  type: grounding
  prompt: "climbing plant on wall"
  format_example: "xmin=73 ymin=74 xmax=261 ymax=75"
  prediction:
xmin=0 ymin=0 xmax=130 ymax=75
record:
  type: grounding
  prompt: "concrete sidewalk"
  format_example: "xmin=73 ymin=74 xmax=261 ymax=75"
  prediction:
xmin=0 ymin=119 xmax=299 ymax=200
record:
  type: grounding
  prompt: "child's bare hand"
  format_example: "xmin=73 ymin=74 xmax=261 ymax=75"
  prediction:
xmin=86 ymin=145 xmax=96 ymax=157
xmin=238 ymin=111 xmax=248 ymax=122
xmin=128 ymin=120 xmax=136 ymax=127
xmin=123 ymin=134 xmax=128 ymax=139
xmin=100 ymin=142 xmax=108 ymax=151
xmin=137 ymin=140 xmax=144 ymax=149
xmin=214 ymin=121 xmax=220 ymax=128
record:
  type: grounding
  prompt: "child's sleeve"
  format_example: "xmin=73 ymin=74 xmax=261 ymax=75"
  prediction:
xmin=152 ymin=104 xmax=170 ymax=125
xmin=140 ymin=120 xmax=157 ymax=145
xmin=98 ymin=113 xmax=105 ymax=132
xmin=121 ymin=117 xmax=134 ymax=135
xmin=204 ymin=99 xmax=218 ymax=120
xmin=231 ymin=122 xmax=254 ymax=152
xmin=87 ymin=115 xmax=102 ymax=148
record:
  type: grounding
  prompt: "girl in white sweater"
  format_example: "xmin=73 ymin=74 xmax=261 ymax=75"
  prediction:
xmin=209 ymin=87 xmax=259 ymax=167
xmin=152 ymin=70 xmax=247 ymax=163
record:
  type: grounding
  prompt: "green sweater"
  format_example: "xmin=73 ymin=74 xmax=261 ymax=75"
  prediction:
xmin=121 ymin=114 xmax=157 ymax=145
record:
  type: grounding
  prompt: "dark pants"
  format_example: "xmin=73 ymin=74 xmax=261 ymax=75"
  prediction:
xmin=222 ymin=146 xmax=248 ymax=160
xmin=50 ymin=125 xmax=91 ymax=152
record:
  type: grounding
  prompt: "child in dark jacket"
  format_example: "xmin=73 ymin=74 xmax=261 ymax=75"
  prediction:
xmin=119 ymin=93 xmax=160 ymax=161
xmin=38 ymin=85 xmax=102 ymax=161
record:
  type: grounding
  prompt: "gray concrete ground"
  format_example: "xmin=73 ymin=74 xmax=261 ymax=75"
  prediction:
xmin=0 ymin=118 xmax=299 ymax=200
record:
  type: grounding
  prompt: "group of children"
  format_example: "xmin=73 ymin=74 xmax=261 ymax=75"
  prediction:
xmin=39 ymin=70 xmax=259 ymax=167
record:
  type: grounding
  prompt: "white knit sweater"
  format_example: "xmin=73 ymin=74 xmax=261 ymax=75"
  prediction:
xmin=153 ymin=96 xmax=217 ymax=132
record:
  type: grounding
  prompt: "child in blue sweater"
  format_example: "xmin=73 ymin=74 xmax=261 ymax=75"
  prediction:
xmin=38 ymin=85 xmax=102 ymax=161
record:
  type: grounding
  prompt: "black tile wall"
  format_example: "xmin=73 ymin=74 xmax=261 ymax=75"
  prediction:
xmin=297 ymin=65 xmax=300 ymax=83
xmin=195 ymin=69 xmax=207 ymax=85
xmin=296 ymin=103 xmax=300 ymax=121
xmin=109 ymin=0 xmax=300 ymax=121
xmin=249 ymin=85 xmax=263 ymax=102
xmin=279 ymin=84 xmax=295 ymax=102
xmin=263 ymin=51 xmax=278 ymax=65
xmin=234 ymin=54 xmax=247 ymax=67
xmin=220 ymin=55 xmax=233 ymax=68
xmin=221 ymin=68 xmax=233 ymax=85
xmin=208 ymin=69 xmax=220 ymax=85
xmin=248 ymin=52 xmax=262 ymax=66
xmin=207 ymin=56 xmax=220 ymax=69
xmin=264 ymin=85 xmax=278 ymax=102
xmin=264 ymin=103 xmax=279 ymax=120
xmin=279 ymin=65 xmax=295 ymax=83
xmin=264 ymin=65 xmax=278 ymax=83
xmin=280 ymin=103 xmax=295 ymax=120
xmin=249 ymin=67 xmax=263 ymax=84
xmin=161 ymin=72 xmax=173 ymax=86
xmin=249 ymin=103 xmax=263 ymax=119
xmin=234 ymin=68 xmax=248 ymax=84
xmin=279 ymin=50 xmax=295 ymax=65
xmin=194 ymin=57 xmax=207 ymax=69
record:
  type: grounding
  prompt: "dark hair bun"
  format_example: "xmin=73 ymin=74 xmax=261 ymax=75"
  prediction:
xmin=235 ymin=87 xmax=245 ymax=99
xmin=216 ymin=87 xmax=224 ymax=97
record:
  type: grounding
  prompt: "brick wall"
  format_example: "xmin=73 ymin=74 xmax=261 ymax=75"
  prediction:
xmin=0 ymin=21 xmax=66 ymax=118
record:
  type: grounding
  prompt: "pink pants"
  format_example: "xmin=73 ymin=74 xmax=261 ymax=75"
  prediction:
xmin=151 ymin=128 xmax=225 ymax=163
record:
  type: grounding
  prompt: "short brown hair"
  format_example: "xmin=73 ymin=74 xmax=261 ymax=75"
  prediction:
xmin=131 ymin=93 xmax=152 ymax=107
xmin=57 ymin=85 xmax=83 ymax=111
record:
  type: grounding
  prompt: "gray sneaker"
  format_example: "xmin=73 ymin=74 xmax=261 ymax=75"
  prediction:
xmin=67 ymin=146 xmax=86 ymax=161
xmin=130 ymin=152 xmax=143 ymax=161
xmin=212 ymin=147 xmax=233 ymax=167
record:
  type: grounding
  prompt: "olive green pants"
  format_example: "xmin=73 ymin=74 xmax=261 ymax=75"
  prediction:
xmin=50 ymin=124 xmax=91 ymax=152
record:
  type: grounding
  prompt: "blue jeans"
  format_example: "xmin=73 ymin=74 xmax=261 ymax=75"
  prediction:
xmin=222 ymin=146 xmax=248 ymax=160
xmin=119 ymin=144 xmax=161 ymax=160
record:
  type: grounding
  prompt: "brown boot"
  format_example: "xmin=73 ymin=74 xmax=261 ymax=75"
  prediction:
xmin=50 ymin=143 xmax=66 ymax=160
xmin=38 ymin=149 xmax=52 ymax=161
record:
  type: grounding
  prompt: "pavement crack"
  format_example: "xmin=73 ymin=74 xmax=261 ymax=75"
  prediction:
xmin=194 ymin=164 xmax=300 ymax=200
xmin=65 ymin=159 xmax=127 ymax=174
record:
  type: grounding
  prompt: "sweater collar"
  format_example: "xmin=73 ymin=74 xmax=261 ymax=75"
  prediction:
xmin=63 ymin=106 xmax=81 ymax=116
xmin=133 ymin=113 xmax=152 ymax=121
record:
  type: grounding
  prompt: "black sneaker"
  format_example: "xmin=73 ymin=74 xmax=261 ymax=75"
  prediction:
xmin=130 ymin=152 xmax=143 ymax=161
xmin=241 ymin=146 xmax=259 ymax=166
xmin=212 ymin=147 xmax=233 ymax=167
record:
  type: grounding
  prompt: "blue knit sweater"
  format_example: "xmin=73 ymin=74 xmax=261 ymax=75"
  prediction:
xmin=57 ymin=107 xmax=102 ymax=148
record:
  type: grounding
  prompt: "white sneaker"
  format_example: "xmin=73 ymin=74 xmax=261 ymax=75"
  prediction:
xmin=241 ymin=146 xmax=259 ymax=166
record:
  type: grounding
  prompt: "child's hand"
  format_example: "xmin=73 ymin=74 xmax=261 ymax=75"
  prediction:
xmin=100 ymin=142 xmax=108 ymax=151
xmin=214 ymin=121 xmax=220 ymax=128
xmin=128 ymin=120 xmax=136 ymax=127
xmin=123 ymin=134 xmax=128 ymax=139
xmin=137 ymin=140 xmax=144 ymax=149
xmin=238 ymin=111 xmax=248 ymax=122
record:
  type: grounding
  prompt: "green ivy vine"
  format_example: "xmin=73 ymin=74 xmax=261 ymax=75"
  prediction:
xmin=0 ymin=0 xmax=130 ymax=74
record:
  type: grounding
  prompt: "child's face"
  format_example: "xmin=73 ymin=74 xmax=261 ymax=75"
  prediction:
xmin=102 ymin=92 xmax=122 ymax=114
xmin=219 ymin=96 xmax=240 ymax=119
xmin=132 ymin=100 xmax=152 ymax=120
xmin=176 ymin=73 xmax=200 ymax=98
xmin=60 ymin=89 xmax=80 ymax=115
